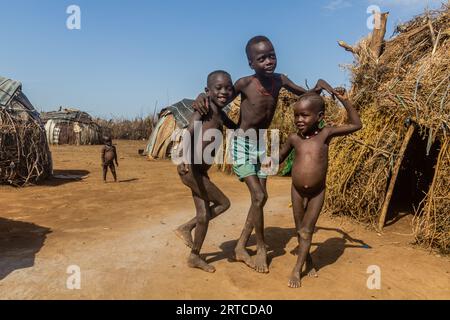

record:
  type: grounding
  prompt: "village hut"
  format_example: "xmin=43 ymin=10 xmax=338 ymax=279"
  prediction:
xmin=0 ymin=76 xmax=53 ymax=186
xmin=324 ymin=6 xmax=449 ymax=253
xmin=41 ymin=108 xmax=102 ymax=145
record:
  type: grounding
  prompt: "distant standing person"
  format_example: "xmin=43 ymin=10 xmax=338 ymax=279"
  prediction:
xmin=101 ymin=136 xmax=118 ymax=182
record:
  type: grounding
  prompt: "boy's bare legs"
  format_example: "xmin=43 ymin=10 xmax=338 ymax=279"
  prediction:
xmin=176 ymin=171 xmax=231 ymax=248
xmin=235 ymin=176 xmax=268 ymax=273
xmin=289 ymin=187 xmax=324 ymax=288
xmin=291 ymin=185 xmax=318 ymax=278
xmin=110 ymin=164 xmax=117 ymax=182
xmin=102 ymin=165 xmax=108 ymax=182
xmin=187 ymin=191 xmax=215 ymax=273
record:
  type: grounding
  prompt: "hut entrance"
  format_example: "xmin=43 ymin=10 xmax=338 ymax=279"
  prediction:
xmin=385 ymin=129 xmax=441 ymax=224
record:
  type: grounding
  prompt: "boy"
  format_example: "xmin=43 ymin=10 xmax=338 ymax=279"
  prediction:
xmin=192 ymin=36 xmax=334 ymax=273
xmin=277 ymin=87 xmax=362 ymax=288
xmin=175 ymin=70 xmax=237 ymax=273
xmin=101 ymin=136 xmax=118 ymax=183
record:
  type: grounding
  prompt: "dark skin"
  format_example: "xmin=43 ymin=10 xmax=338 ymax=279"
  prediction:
xmin=101 ymin=138 xmax=118 ymax=182
xmin=192 ymin=40 xmax=335 ymax=273
xmin=277 ymin=87 xmax=362 ymax=288
xmin=175 ymin=73 xmax=237 ymax=273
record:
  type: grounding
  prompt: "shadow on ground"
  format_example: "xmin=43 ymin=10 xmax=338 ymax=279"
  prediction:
xmin=0 ymin=217 xmax=51 ymax=280
xmin=43 ymin=169 xmax=90 ymax=187
xmin=205 ymin=226 xmax=371 ymax=275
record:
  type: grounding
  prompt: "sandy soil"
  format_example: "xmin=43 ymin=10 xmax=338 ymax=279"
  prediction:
xmin=0 ymin=140 xmax=448 ymax=299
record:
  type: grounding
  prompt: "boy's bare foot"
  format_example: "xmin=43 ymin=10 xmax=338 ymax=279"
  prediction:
xmin=288 ymin=270 xmax=301 ymax=288
xmin=187 ymin=254 xmax=215 ymax=273
xmin=308 ymin=268 xmax=318 ymax=278
xmin=234 ymin=246 xmax=255 ymax=270
xmin=254 ymin=247 xmax=269 ymax=273
xmin=174 ymin=228 xmax=194 ymax=248
xmin=306 ymin=255 xmax=318 ymax=278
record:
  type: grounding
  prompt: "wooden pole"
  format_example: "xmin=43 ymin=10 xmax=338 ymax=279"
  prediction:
xmin=369 ymin=12 xmax=389 ymax=58
xmin=378 ymin=124 xmax=416 ymax=231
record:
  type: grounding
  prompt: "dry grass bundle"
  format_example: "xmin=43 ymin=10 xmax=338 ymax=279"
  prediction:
xmin=95 ymin=115 xmax=157 ymax=141
xmin=0 ymin=92 xmax=52 ymax=186
xmin=325 ymin=5 xmax=449 ymax=253
xmin=413 ymin=139 xmax=449 ymax=252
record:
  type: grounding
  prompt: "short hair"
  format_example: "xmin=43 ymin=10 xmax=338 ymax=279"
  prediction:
xmin=207 ymin=70 xmax=231 ymax=88
xmin=297 ymin=93 xmax=325 ymax=113
xmin=245 ymin=35 xmax=272 ymax=60
xmin=103 ymin=135 xmax=112 ymax=142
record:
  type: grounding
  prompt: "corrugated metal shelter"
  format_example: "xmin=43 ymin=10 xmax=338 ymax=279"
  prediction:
xmin=41 ymin=109 xmax=102 ymax=145
xmin=0 ymin=76 xmax=53 ymax=186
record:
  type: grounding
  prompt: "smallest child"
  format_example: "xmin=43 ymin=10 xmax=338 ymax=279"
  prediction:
xmin=101 ymin=136 xmax=119 ymax=183
xmin=278 ymin=84 xmax=362 ymax=288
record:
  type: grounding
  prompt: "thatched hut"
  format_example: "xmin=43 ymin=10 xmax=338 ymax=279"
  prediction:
xmin=0 ymin=76 xmax=53 ymax=186
xmin=41 ymin=108 xmax=102 ymax=145
xmin=325 ymin=6 xmax=449 ymax=253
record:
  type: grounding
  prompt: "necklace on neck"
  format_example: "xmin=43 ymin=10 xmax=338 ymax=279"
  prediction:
xmin=253 ymin=75 xmax=274 ymax=96
xmin=300 ymin=130 xmax=320 ymax=139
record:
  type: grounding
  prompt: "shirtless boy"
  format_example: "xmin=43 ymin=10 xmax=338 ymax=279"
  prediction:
xmin=175 ymin=70 xmax=237 ymax=273
xmin=277 ymin=87 xmax=362 ymax=287
xmin=101 ymin=136 xmax=118 ymax=183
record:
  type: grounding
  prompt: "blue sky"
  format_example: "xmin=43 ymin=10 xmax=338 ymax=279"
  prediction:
xmin=0 ymin=0 xmax=444 ymax=118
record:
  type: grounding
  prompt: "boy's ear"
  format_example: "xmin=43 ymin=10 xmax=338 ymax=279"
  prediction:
xmin=248 ymin=59 xmax=254 ymax=70
xmin=204 ymin=87 xmax=210 ymax=95
xmin=318 ymin=111 xmax=325 ymax=122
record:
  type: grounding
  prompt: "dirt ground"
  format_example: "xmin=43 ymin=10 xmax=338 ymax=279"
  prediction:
xmin=0 ymin=140 xmax=448 ymax=299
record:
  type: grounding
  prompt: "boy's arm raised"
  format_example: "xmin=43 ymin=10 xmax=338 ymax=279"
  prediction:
xmin=281 ymin=74 xmax=309 ymax=96
xmin=327 ymin=89 xmax=362 ymax=138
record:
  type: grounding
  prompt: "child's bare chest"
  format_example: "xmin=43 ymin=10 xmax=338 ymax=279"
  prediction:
xmin=293 ymin=135 xmax=329 ymax=160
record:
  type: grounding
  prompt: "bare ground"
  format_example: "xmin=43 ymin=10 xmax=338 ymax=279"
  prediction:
xmin=0 ymin=140 xmax=448 ymax=299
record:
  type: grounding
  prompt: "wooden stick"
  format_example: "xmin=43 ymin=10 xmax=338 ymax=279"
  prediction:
xmin=338 ymin=40 xmax=358 ymax=54
xmin=348 ymin=137 xmax=392 ymax=157
xmin=423 ymin=139 xmax=446 ymax=243
xmin=378 ymin=124 xmax=416 ymax=231
xmin=369 ymin=12 xmax=389 ymax=58
xmin=427 ymin=17 xmax=436 ymax=49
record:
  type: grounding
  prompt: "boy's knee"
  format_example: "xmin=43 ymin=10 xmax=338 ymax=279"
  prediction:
xmin=252 ymin=191 xmax=267 ymax=207
xmin=222 ymin=198 xmax=231 ymax=211
xmin=197 ymin=214 xmax=209 ymax=225
xmin=298 ymin=228 xmax=313 ymax=241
